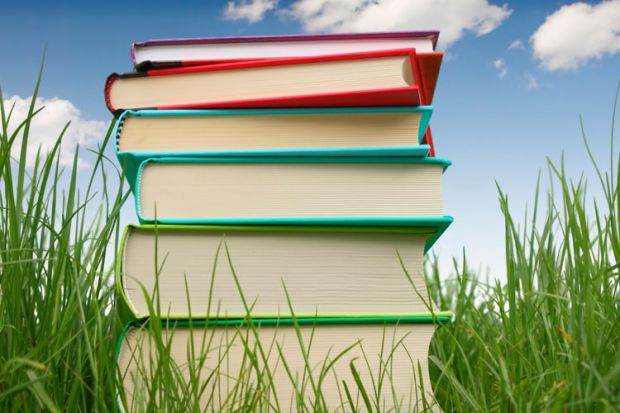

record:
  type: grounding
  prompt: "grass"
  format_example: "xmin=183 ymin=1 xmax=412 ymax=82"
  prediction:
xmin=0 ymin=70 xmax=618 ymax=412
xmin=426 ymin=84 xmax=620 ymax=412
xmin=0 ymin=66 xmax=131 ymax=411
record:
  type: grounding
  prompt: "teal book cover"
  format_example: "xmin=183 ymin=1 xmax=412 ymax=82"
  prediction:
xmin=132 ymin=156 xmax=451 ymax=226
xmin=114 ymin=107 xmax=433 ymax=185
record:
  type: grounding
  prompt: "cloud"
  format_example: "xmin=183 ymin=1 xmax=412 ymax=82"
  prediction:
xmin=508 ymin=39 xmax=525 ymax=50
xmin=224 ymin=0 xmax=278 ymax=23
xmin=531 ymin=0 xmax=620 ymax=71
xmin=284 ymin=0 xmax=512 ymax=49
xmin=526 ymin=73 xmax=540 ymax=89
xmin=494 ymin=58 xmax=508 ymax=78
xmin=4 ymin=95 xmax=106 ymax=168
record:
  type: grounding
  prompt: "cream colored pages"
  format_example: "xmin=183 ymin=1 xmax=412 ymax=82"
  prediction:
xmin=117 ymin=323 xmax=441 ymax=412
xmin=138 ymin=163 xmax=443 ymax=220
xmin=109 ymin=55 xmax=413 ymax=109
xmin=118 ymin=112 xmax=421 ymax=152
xmin=122 ymin=229 xmax=433 ymax=318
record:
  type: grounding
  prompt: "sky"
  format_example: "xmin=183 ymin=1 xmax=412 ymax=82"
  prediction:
xmin=2 ymin=0 xmax=620 ymax=281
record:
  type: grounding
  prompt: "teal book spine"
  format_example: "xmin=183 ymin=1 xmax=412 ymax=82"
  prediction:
xmin=114 ymin=107 xmax=433 ymax=186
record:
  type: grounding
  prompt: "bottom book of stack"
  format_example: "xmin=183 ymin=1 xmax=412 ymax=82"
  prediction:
xmin=116 ymin=316 xmax=448 ymax=412
xmin=115 ymin=222 xmax=451 ymax=411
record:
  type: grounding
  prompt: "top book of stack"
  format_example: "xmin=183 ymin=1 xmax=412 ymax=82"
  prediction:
xmin=130 ymin=31 xmax=439 ymax=69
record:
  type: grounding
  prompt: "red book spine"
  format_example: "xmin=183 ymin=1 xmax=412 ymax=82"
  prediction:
xmin=423 ymin=128 xmax=436 ymax=157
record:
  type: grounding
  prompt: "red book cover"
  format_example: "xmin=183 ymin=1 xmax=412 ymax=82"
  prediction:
xmin=415 ymin=53 xmax=442 ymax=157
xmin=417 ymin=52 xmax=442 ymax=104
xmin=104 ymin=49 xmax=423 ymax=114
xmin=136 ymin=52 xmax=442 ymax=105
xmin=131 ymin=31 xmax=439 ymax=68
xmin=422 ymin=127 xmax=436 ymax=157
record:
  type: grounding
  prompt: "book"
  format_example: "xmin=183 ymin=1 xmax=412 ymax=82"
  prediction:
xmin=133 ymin=156 xmax=450 ymax=224
xmin=116 ymin=316 xmax=448 ymax=411
xmin=105 ymin=49 xmax=425 ymax=114
xmin=132 ymin=53 xmax=443 ymax=106
xmin=114 ymin=106 xmax=433 ymax=183
xmin=118 ymin=220 xmax=452 ymax=319
xmin=131 ymin=31 xmax=439 ymax=69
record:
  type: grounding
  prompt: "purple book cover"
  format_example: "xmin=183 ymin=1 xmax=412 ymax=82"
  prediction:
xmin=131 ymin=31 xmax=440 ymax=66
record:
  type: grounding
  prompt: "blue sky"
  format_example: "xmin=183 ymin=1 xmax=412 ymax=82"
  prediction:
xmin=2 ymin=0 xmax=620 ymax=280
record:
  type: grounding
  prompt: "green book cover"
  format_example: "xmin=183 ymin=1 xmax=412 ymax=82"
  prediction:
xmin=116 ymin=219 xmax=452 ymax=320
xmin=115 ymin=314 xmax=453 ymax=371
xmin=115 ymin=314 xmax=451 ymax=412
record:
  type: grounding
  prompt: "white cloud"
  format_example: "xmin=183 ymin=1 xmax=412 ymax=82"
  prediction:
xmin=494 ymin=58 xmax=508 ymax=78
xmin=443 ymin=51 xmax=456 ymax=62
xmin=531 ymin=0 xmax=620 ymax=71
xmin=526 ymin=73 xmax=540 ymax=89
xmin=4 ymin=95 xmax=106 ymax=168
xmin=284 ymin=0 xmax=512 ymax=49
xmin=508 ymin=39 xmax=525 ymax=50
xmin=224 ymin=0 xmax=278 ymax=23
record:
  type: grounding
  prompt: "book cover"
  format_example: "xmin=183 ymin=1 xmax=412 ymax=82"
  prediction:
xmin=132 ymin=52 xmax=443 ymax=106
xmin=417 ymin=52 xmax=442 ymax=104
xmin=116 ymin=315 xmax=449 ymax=411
xmin=132 ymin=156 xmax=451 ymax=224
xmin=114 ymin=106 xmax=433 ymax=184
xmin=117 ymin=219 xmax=453 ymax=320
xmin=105 ymin=49 xmax=424 ymax=114
xmin=131 ymin=31 xmax=439 ymax=68
xmin=425 ymin=126 xmax=437 ymax=157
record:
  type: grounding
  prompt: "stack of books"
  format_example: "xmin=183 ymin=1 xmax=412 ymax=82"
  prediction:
xmin=107 ymin=31 xmax=453 ymax=412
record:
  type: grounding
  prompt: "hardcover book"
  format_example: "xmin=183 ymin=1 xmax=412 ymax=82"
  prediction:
xmin=163 ymin=53 xmax=441 ymax=107
xmin=131 ymin=31 xmax=439 ymax=69
xmin=133 ymin=156 xmax=450 ymax=224
xmin=118 ymin=220 xmax=452 ymax=319
xmin=115 ymin=106 xmax=433 ymax=183
xmin=105 ymin=49 xmax=425 ymax=114
xmin=117 ymin=316 xmax=448 ymax=412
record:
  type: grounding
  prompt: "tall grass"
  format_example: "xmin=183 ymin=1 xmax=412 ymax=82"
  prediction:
xmin=427 ymin=83 xmax=620 ymax=412
xmin=0 ymin=70 xmax=618 ymax=412
xmin=0 ymin=67 xmax=130 ymax=411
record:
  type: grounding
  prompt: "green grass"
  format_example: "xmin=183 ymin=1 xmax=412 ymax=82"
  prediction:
xmin=0 ymin=66 xmax=131 ymax=411
xmin=426 ymin=84 xmax=620 ymax=412
xmin=0 ymin=70 xmax=618 ymax=412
